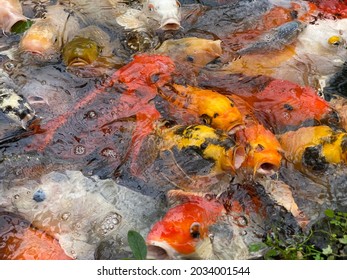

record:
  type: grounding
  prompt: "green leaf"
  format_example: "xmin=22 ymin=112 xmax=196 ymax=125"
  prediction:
xmin=264 ymin=249 xmax=279 ymax=259
xmin=127 ymin=230 xmax=147 ymax=260
xmin=322 ymin=245 xmax=333 ymax=256
xmin=324 ymin=209 xmax=335 ymax=218
xmin=10 ymin=20 xmax=33 ymax=34
xmin=249 ymin=242 xmax=267 ymax=252
xmin=338 ymin=235 xmax=347 ymax=245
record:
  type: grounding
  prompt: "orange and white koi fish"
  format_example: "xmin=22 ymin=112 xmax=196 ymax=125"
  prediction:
xmin=146 ymin=192 xmax=225 ymax=259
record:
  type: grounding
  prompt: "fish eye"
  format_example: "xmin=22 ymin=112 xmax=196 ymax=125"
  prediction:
xmin=148 ymin=3 xmax=155 ymax=12
xmin=186 ymin=55 xmax=194 ymax=62
xmin=328 ymin=36 xmax=342 ymax=46
xmin=200 ymin=114 xmax=212 ymax=125
xmin=190 ymin=222 xmax=201 ymax=239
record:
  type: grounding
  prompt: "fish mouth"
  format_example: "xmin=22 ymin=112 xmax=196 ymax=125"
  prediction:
xmin=68 ymin=57 xmax=91 ymax=67
xmin=146 ymin=241 xmax=179 ymax=260
xmin=255 ymin=161 xmax=279 ymax=176
xmin=160 ymin=18 xmax=181 ymax=31
xmin=228 ymin=123 xmax=245 ymax=136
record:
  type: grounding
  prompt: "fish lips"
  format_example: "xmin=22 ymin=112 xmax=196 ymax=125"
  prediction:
xmin=159 ymin=18 xmax=181 ymax=31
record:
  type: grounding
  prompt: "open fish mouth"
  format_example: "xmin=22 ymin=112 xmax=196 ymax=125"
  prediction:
xmin=256 ymin=163 xmax=277 ymax=176
xmin=160 ymin=18 xmax=181 ymax=31
xmin=255 ymin=161 xmax=279 ymax=176
xmin=146 ymin=241 xmax=178 ymax=260
xmin=228 ymin=123 xmax=245 ymax=136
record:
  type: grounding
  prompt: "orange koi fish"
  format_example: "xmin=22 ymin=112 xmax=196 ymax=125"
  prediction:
xmin=245 ymin=80 xmax=340 ymax=133
xmin=1 ymin=225 xmax=72 ymax=260
xmin=159 ymin=84 xmax=244 ymax=134
xmin=146 ymin=192 xmax=225 ymax=259
xmin=236 ymin=123 xmax=283 ymax=177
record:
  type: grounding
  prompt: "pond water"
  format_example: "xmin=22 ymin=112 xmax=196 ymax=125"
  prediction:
xmin=0 ymin=0 xmax=347 ymax=260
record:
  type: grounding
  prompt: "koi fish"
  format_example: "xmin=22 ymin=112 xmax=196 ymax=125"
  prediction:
xmin=3 ymin=227 xmax=73 ymax=260
xmin=0 ymin=85 xmax=35 ymax=129
xmin=235 ymin=123 xmax=283 ymax=178
xmin=142 ymin=0 xmax=181 ymax=30
xmin=160 ymin=124 xmax=246 ymax=174
xmin=278 ymin=125 xmax=347 ymax=173
xmin=0 ymin=0 xmax=27 ymax=33
xmin=154 ymin=37 xmax=222 ymax=68
xmin=19 ymin=4 xmax=80 ymax=62
xmin=236 ymin=20 xmax=306 ymax=56
xmin=146 ymin=191 xmax=226 ymax=259
xmin=222 ymin=95 xmax=283 ymax=177
xmin=62 ymin=25 xmax=124 ymax=76
xmin=144 ymin=124 xmax=245 ymax=192
xmin=223 ymin=18 xmax=347 ymax=89
xmin=242 ymin=79 xmax=340 ymax=134
xmin=0 ymin=212 xmax=72 ymax=260
xmin=159 ymin=84 xmax=244 ymax=134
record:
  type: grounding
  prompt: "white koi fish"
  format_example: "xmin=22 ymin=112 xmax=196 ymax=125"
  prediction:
xmin=142 ymin=0 xmax=181 ymax=30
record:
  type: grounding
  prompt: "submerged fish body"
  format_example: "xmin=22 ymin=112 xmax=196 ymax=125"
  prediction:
xmin=0 ymin=0 xmax=27 ymax=33
xmin=222 ymin=17 xmax=347 ymax=89
xmin=0 ymin=170 xmax=165 ymax=259
xmin=154 ymin=37 xmax=222 ymax=68
xmin=237 ymin=20 xmax=306 ymax=56
xmin=142 ymin=0 xmax=181 ymax=30
xmin=159 ymin=84 xmax=244 ymax=134
xmin=0 ymin=87 xmax=36 ymax=129
xmin=159 ymin=124 xmax=246 ymax=174
xmin=141 ymin=124 xmax=245 ymax=193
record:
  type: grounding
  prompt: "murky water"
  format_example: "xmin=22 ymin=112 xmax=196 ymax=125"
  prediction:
xmin=1 ymin=0 xmax=347 ymax=259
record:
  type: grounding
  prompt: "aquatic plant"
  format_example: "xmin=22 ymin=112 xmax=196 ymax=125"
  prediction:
xmin=250 ymin=209 xmax=347 ymax=260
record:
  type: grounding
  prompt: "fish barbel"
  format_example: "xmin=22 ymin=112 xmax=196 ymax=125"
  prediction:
xmin=142 ymin=0 xmax=181 ymax=30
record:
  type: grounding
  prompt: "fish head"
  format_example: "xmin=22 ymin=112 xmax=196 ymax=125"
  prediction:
xmin=144 ymin=0 xmax=181 ymax=31
xmin=19 ymin=21 xmax=61 ymax=60
xmin=156 ymin=37 xmax=222 ymax=67
xmin=197 ymin=91 xmax=244 ymax=134
xmin=62 ymin=37 xmax=100 ymax=67
xmin=297 ymin=19 xmax=347 ymax=64
xmin=237 ymin=124 xmax=282 ymax=177
xmin=146 ymin=194 xmax=225 ymax=259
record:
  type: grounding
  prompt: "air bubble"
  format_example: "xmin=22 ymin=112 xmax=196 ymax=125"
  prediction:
xmin=4 ymin=62 xmax=15 ymax=72
xmin=61 ymin=212 xmax=71 ymax=221
xmin=86 ymin=110 xmax=97 ymax=119
xmin=74 ymin=145 xmax=86 ymax=155
xmin=101 ymin=148 xmax=117 ymax=158
xmin=14 ymin=194 xmax=19 ymax=199
xmin=235 ymin=216 xmax=248 ymax=227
